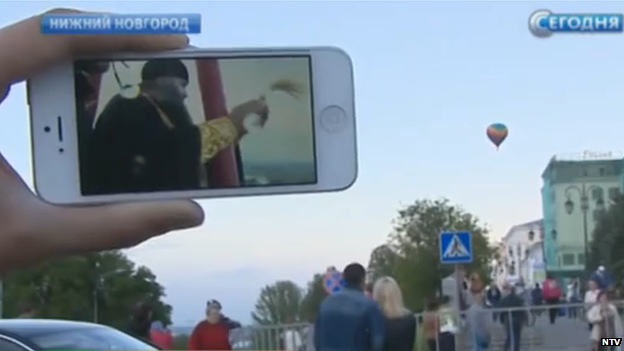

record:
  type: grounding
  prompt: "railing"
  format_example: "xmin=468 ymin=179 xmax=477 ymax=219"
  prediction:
xmin=232 ymin=301 xmax=624 ymax=351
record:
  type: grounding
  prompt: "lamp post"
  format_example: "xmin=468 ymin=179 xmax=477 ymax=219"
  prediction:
xmin=563 ymin=184 xmax=605 ymax=274
xmin=93 ymin=265 xmax=127 ymax=323
xmin=93 ymin=261 xmax=100 ymax=323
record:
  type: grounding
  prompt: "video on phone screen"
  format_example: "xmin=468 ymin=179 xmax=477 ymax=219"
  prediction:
xmin=74 ymin=56 xmax=317 ymax=195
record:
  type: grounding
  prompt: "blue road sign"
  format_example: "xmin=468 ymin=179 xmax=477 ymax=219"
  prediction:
xmin=439 ymin=231 xmax=472 ymax=264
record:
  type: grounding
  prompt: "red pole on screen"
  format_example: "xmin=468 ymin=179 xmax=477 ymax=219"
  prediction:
xmin=195 ymin=59 xmax=240 ymax=187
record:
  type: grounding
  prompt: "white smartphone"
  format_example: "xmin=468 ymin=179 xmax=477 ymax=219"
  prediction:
xmin=27 ymin=47 xmax=357 ymax=205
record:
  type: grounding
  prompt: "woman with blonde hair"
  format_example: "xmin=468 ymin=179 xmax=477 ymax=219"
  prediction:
xmin=373 ymin=276 xmax=417 ymax=351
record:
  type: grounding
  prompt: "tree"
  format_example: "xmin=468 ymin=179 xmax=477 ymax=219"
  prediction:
xmin=589 ymin=194 xmax=624 ymax=286
xmin=367 ymin=244 xmax=399 ymax=282
xmin=2 ymin=251 xmax=172 ymax=329
xmin=299 ymin=273 xmax=327 ymax=322
xmin=369 ymin=198 xmax=494 ymax=311
xmin=251 ymin=280 xmax=303 ymax=325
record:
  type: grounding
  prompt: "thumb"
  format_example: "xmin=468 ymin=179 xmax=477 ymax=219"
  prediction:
xmin=45 ymin=200 xmax=204 ymax=255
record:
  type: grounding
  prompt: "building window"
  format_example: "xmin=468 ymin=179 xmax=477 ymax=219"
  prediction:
xmin=609 ymin=187 xmax=619 ymax=201
xmin=592 ymin=187 xmax=604 ymax=201
xmin=551 ymin=191 xmax=556 ymax=203
xmin=562 ymin=253 xmax=575 ymax=266
xmin=599 ymin=167 xmax=605 ymax=176
xmin=578 ymin=253 xmax=585 ymax=266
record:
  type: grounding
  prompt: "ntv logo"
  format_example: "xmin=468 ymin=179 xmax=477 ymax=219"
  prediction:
xmin=601 ymin=338 xmax=623 ymax=346
xmin=528 ymin=10 xmax=623 ymax=38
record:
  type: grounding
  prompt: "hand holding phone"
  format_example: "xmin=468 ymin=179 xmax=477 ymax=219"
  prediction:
xmin=0 ymin=9 xmax=203 ymax=275
xmin=29 ymin=46 xmax=358 ymax=204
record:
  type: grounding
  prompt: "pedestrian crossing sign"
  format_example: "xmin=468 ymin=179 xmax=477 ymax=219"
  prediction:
xmin=439 ymin=231 xmax=472 ymax=264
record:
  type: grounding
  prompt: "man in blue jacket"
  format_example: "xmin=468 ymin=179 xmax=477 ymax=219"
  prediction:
xmin=589 ymin=266 xmax=614 ymax=290
xmin=314 ymin=263 xmax=385 ymax=351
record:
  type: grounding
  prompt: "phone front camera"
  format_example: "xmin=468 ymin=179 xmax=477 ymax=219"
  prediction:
xmin=44 ymin=126 xmax=51 ymax=133
xmin=58 ymin=148 xmax=64 ymax=153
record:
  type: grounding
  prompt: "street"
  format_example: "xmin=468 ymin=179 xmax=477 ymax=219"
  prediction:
xmin=459 ymin=311 xmax=592 ymax=351
xmin=531 ymin=314 xmax=591 ymax=351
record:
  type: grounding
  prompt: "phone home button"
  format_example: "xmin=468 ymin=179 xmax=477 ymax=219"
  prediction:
xmin=320 ymin=105 xmax=348 ymax=133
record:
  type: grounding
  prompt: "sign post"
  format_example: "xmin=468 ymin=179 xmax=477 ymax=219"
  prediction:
xmin=323 ymin=267 xmax=345 ymax=295
xmin=440 ymin=231 xmax=473 ymax=351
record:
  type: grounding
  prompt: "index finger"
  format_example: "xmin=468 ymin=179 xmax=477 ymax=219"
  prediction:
xmin=0 ymin=8 xmax=189 ymax=86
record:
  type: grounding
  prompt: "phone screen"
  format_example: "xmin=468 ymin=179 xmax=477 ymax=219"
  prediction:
xmin=73 ymin=56 xmax=317 ymax=195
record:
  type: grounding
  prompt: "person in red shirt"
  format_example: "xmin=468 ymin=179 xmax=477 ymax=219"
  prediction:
xmin=150 ymin=320 xmax=173 ymax=350
xmin=188 ymin=299 xmax=242 ymax=350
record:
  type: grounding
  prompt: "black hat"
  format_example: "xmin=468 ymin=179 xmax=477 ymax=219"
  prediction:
xmin=207 ymin=299 xmax=222 ymax=309
xmin=141 ymin=59 xmax=189 ymax=83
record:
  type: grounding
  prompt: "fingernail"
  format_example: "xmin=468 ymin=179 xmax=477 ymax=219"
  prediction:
xmin=168 ymin=201 xmax=205 ymax=230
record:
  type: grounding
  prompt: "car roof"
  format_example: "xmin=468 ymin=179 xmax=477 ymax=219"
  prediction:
xmin=0 ymin=319 xmax=104 ymax=338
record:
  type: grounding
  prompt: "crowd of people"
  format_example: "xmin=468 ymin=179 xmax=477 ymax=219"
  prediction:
xmin=481 ymin=265 xmax=622 ymax=351
xmin=304 ymin=263 xmax=624 ymax=351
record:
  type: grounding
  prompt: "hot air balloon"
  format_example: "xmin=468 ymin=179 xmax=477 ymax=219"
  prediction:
xmin=486 ymin=123 xmax=508 ymax=150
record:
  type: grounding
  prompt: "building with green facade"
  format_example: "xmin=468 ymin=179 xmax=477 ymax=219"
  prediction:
xmin=541 ymin=151 xmax=623 ymax=280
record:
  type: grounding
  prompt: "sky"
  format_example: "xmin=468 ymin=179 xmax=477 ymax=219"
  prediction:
xmin=1 ymin=1 xmax=624 ymax=325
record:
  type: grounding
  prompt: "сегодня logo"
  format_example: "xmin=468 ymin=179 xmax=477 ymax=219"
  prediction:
xmin=528 ymin=10 xmax=623 ymax=38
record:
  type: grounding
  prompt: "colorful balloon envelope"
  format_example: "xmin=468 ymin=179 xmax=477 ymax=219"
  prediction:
xmin=486 ymin=123 xmax=508 ymax=150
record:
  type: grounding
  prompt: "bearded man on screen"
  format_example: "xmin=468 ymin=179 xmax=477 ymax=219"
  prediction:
xmin=84 ymin=59 xmax=268 ymax=195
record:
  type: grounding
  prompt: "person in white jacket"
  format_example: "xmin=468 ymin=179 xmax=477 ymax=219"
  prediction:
xmin=283 ymin=327 xmax=303 ymax=351
xmin=587 ymin=291 xmax=623 ymax=351
xmin=585 ymin=279 xmax=601 ymax=330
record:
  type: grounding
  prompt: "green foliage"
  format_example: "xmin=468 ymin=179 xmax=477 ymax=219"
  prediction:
xmin=252 ymin=272 xmax=326 ymax=327
xmin=368 ymin=198 xmax=494 ymax=311
xmin=368 ymin=244 xmax=399 ymax=282
xmin=251 ymin=280 xmax=303 ymax=325
xmin=299 ymin=273 xmax=327 ymax=322
xmin=2 ymin=251 xmax=172 ymax=330
xmin=589 ymin=195 xmax=624 ymax=285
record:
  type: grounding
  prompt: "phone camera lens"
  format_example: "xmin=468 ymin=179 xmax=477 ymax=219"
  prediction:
xmin=59 ymin=148 xmax=64 ymax=153
xmin=44 ymin=126 xmax=51 ymax=133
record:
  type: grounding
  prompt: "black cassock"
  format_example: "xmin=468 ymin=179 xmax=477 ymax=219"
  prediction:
xmin=82 ymin=94 xmax=202 ymax=195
